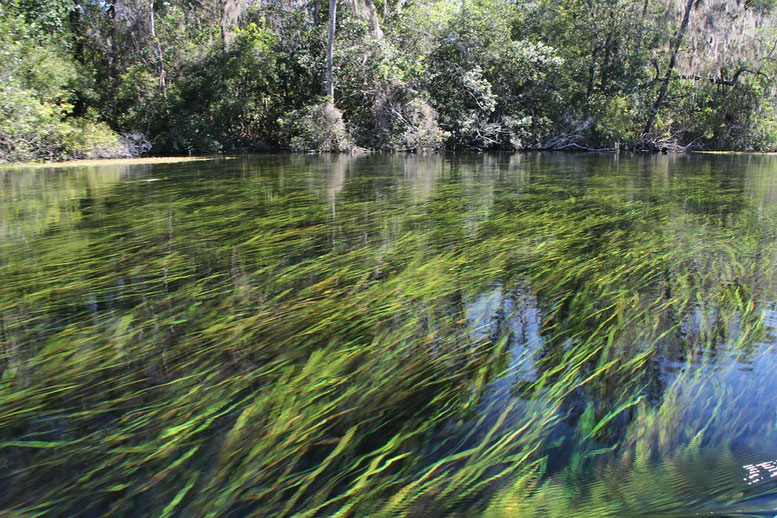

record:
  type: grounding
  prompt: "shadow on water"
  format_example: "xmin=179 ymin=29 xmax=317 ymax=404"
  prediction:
xmin=3 ymin=153 xmax=777 ymax=516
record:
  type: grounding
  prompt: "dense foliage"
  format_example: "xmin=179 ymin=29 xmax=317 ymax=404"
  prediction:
xmin=1 ymin=0 xmax=777 ymax=159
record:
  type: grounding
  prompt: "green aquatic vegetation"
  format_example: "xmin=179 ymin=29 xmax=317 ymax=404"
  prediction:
xmin=2 ymin=153 xmax=777 ymax=516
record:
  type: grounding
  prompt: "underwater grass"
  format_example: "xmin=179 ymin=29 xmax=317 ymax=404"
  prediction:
xmin=2 ymin=153 xmax=777 ymax=516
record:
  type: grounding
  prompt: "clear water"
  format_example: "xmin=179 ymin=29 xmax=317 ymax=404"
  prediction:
xmin=2 ymin=153 xmax=777 ymax=516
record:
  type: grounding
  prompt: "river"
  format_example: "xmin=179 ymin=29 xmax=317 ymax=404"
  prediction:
xmin=2 ymin=153 xmax=777 ymax=516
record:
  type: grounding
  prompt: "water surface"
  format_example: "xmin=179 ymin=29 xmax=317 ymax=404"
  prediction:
xmin=2 ymin=153 xmax=777 ymax=516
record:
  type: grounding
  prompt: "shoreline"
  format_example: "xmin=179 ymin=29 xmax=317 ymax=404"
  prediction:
xmin=3 ymin=150 xmax=777 ymax=170
xmin=0 ymin=156 xmax=220 ymax=171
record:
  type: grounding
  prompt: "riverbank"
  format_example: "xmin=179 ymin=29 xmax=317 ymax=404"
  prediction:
xmin=0 ymin=156 xmax=222 ymax=170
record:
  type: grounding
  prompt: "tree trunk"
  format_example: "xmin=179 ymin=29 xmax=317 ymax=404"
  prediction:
xmin=586 ymin=45 xmax=599 ymax=99
xmin=313 ymin=0 xmax=321 ymax=25
xmin=69 ymin=0 xmax=88 ymax=116
xmin=220 ymin=0 xmax=229 ymax=49
xmin=346 ymin=0 xmax=383 ymax=39
xmin=326 ymin=0 xmax=337 ymax=101
xmin=149 ymin=0 xmax=167 ymax=98
xmin=643 ymin=0 xmax=694 ymax=135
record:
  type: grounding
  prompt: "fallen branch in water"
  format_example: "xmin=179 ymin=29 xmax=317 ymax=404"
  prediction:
xmin=541 ymin=122 xmax=616 ymax=152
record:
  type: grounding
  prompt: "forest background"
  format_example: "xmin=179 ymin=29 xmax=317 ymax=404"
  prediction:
xmin=2 ymin=0 xmax=777 ymax=161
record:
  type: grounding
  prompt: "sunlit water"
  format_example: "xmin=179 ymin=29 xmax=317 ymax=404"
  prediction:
xmin=3 ymin=153 xmax=777 ymax=516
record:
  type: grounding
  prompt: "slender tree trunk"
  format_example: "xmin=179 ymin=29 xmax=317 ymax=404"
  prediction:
xmin=149 ymin=0 xmax=167 ymax=98
xmin=586 ymin=45 xmax=599 ymax=99
xmin=70 ymin=0 xmax=88 ymax=116
xmin=644 ymin=0 xmax=694 ymax=135
xmin=220 ymin=0 xmax=229 ymax=49
xmin=326 ymin=0 xmax=337 ymax=101
xmin=313 ymin=0 xmax=321 ymax=25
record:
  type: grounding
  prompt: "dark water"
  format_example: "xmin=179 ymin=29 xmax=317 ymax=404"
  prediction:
xmin=2 ymin=153 xmax=777 ymax=516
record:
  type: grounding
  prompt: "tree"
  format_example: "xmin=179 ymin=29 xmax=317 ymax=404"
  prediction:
xmin=644 ymin=0 xmax=696 ymax=136
xmin=327 ymin=0 xmax=336 ymax=101
xmin=148 ymin=0 xmax=166 ymax=98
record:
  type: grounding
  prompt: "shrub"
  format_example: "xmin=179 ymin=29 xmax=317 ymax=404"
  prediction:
xmin=371 ymin=91 xmax=448 ymax=151
xmin=0 ymin=3 xmax=129 ymax=162
xmin=284 ymin=101 xmax=355 ymax=152
xmin=60 ymin=119 xmax=128 ymax=159
xmin=0 ymin=84 xmax=131 ymax=162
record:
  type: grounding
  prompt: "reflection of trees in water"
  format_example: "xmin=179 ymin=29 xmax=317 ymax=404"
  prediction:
xmin=453 ymin=250 xmax=777 ymax=515
xmin=450 ymin=153 xmax=777 ymax=487
xmin=744 ymin=155 xmax=777 ymax=210
xmin=402 ymin=154 xmax=445 ymax=204
xmin=0 ymin=165 xmax=154 ymax=242
xmin=463 ymin=284 xmax=543 ymax=409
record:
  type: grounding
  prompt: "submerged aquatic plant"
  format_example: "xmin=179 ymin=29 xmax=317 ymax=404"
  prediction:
xmin=2 ymin=153 xmax=777 ymax=516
